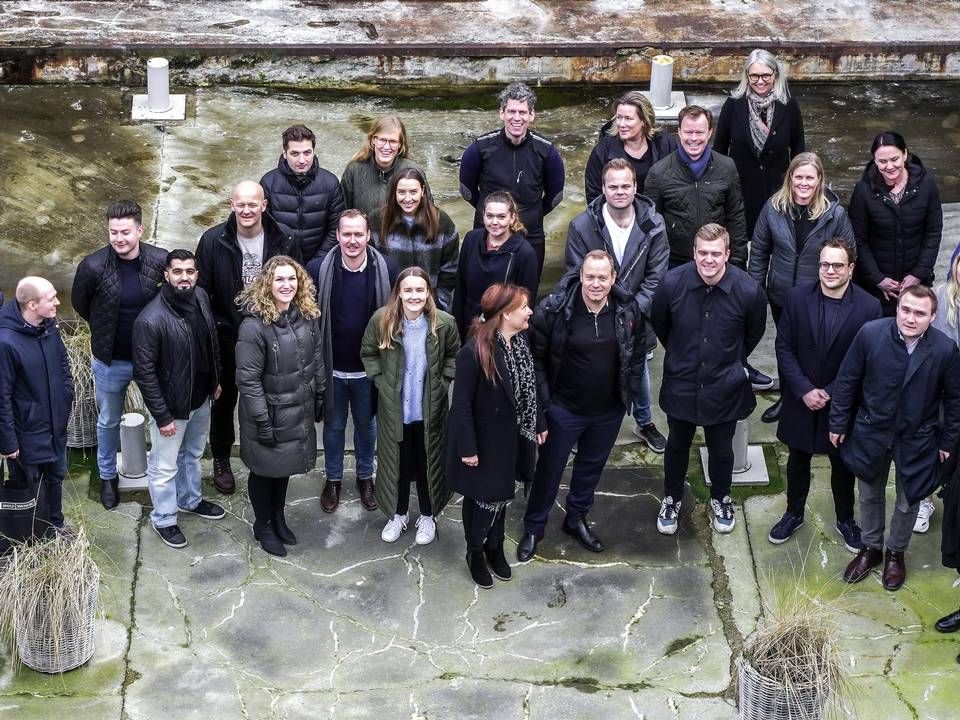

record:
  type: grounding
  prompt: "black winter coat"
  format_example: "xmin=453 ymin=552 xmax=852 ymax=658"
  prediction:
xmin=775 ymin=281 xmax=881 ymax=454
xmin=195 ymin=212 xmax=299 ymax=341
xmin=71 ymin=243 xmax=167 ymax=364
xmin=236 ymin=307 xmax=325 ymax=478
xmin=0 ymin=302 xmax=73 ymax=463
xmin=260 ymin=157 xmax=345 ymax=262
xmin=564 ymin=194 xmax=669 ymax=351
xmin=452 ymin=229 xmax=539 ymax=340
xmin=849 ymin=155 xmax=943 ymax=309
xmin=644 ymin=150 xmax=748 ymax=269
xmin=529 ymin=277 xmax=644 ymax=412
xmin=132 ymin=287 xmax=221 ymax=427
xmin=829 ymin=319 xmax=960 ymax=504
xmin=714 ymin=95 xmax=806 ymax=237
xmin=584 ymin=123 xmax=677 ymax=203
xmin=651 ymin=263 xmax=767 ymax=425
xmin=748 ymin=190 xmax=854 ymax=309
xmin=446 ymin=338 xmax=546 ymax=503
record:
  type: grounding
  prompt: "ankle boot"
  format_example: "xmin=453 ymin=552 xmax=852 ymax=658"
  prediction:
xmin=272 ymin=510 xmax=297 ymax=545
xmin=484 ymin=545 xmax=512 ymax=581
xmin=253 ymin=522 xmax=287 ymax=557
xmin=466 ymin=551 xmax=493 ymax=589
xmin=100 ymin=475 xmax=120 ymax=510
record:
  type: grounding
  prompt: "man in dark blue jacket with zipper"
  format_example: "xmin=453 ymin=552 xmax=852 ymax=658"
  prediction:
xmin=0 ymin=277 xmax=74 ymax=530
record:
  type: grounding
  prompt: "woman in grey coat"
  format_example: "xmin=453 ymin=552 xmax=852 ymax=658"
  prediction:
xmin=748 ymin=152 xmax=854 ymax=421
xmin=236 ymin=256 xmax=325 ymax=557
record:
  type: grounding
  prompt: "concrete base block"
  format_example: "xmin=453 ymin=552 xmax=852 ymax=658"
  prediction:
xmin=701 ymin=445 xmax=770 ymax=487
xmin=131 ymin=93 xmax=186 ymax=121
xmin=640 ymin=90 xmax=686 ymax=122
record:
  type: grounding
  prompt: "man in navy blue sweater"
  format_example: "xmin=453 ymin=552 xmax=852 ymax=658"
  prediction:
xmin=459 ymin=82 xmax=565 ymax=279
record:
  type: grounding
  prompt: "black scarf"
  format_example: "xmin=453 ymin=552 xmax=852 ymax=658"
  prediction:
xmin=496 ymin=331 xmax=537 ymax=443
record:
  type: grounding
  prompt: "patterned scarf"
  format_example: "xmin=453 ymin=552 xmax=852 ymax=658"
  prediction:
xmin=746 ymin=89 xmax=776 ymax=155
xmin=496 ymin=330 xmax=538 ymax=443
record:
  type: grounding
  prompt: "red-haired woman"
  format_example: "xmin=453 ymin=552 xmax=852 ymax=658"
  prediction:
xmin=446 ymin=284 xmax=547 ymax=588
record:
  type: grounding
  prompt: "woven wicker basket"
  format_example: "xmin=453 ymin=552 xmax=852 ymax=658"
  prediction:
xmin=16 ymin=565 xmax=99 ymax=673
xmin=737 ymin=656 xmax=828 ymax=720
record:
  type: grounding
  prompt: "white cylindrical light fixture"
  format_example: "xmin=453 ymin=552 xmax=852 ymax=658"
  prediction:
xmin=119 ymin=412 xmax=148 ymax=478
xmin=732 ymin=418 xmax=752 ymax=473
xmin=650 ymin=54 xmax=675 ymax=109
xmin=147 ymin=57 xmax=172 ymax=113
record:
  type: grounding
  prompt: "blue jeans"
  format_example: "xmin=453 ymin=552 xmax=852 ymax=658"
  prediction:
xmin=147 ymin=402 xmax=210 ymax=528
xmin=631 ymin=355 xmax=653 ymax=426
xmin=92 ymin=358 xmax=134 ymax=480
xmin=523 ymin=402 xmax=625 ymax=537
xmin=323 ymin=376 xmax=376 ymax=480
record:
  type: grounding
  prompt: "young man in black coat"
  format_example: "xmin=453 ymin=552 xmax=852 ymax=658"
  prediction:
xmin=133 ymin=250 xmax=225 ymax=549
xmin=72 ymin=201 xmax=167 ymax=510
xmin=768 ymin=237 xmax=881 ymax=550
xmin=830 ymin=285 xmax=960 ymax=591
xmin=517 ymin=251 xmax=645 ymax=561
xmin=651 ymin=223 xmax=767 ymax=536
xmin=260 ymin=124 xmax=345 ymax=262
xmin=196 ymin=180 xmax=299 ymax=494
xmin=0 ymin=277 xmax=73 ymax=530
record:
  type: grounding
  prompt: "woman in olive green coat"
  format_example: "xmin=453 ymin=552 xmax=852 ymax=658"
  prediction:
xmin=361 ymin=266 xmax=460 ymax=545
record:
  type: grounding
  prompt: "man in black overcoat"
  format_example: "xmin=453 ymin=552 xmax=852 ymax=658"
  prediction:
xmin=768 ymin=238 xmax=881 ymax=550
xmin=830 ymin=285 xmax=960 ymax=591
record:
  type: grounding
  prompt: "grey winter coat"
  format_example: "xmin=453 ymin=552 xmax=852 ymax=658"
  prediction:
xmin=236 ymin=306 xmax=325 ymax=478
xmin=748 ymin=191 xmax=854 ymax=308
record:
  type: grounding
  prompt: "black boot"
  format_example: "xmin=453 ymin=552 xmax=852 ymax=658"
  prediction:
xmin=761 ymin=397 xmax=782 ymax=423
xmin=466 ymin=551 xmax=493 ymax=589
xmin=253 ymin=522 xmax=287 ymax=557
xmin=272 ymin=476 xmax=296 ymax=545
xmin=484 ymin=545 xmax=512 ymax=581
xmin=100 ymin=475 xmax=120 ymax=510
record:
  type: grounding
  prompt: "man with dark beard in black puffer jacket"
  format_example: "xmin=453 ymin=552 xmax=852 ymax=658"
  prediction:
xmin=260 ymin=124 xmax=346 ymax=263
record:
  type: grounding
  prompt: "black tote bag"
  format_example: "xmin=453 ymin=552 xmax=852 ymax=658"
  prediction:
xmin=0 ymin=458 xmax=52 ymax=555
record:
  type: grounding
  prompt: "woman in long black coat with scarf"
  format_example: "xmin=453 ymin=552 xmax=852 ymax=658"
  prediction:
xmin=714 ymin=48 xmax=805 ymax=238
xmin=446 ymin=284 xmax=546 ymax=588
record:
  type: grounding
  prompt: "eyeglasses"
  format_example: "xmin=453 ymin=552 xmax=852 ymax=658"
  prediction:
xmin=748 ymin=72 xmax=775 ymax=82
xmin=818 ymin=262 xmax=849 ymax=272
xmin=372 ymin=136 xmax=400 ymax=149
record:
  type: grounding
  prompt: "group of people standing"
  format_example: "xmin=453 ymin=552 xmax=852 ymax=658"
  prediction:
xmin=4 ymin=50 xmax=960 ymax=639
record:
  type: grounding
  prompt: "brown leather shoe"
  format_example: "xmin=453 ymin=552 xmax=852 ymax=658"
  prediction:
xmin=320 ymin=480 xmax=341 ymax=513
xmin=357 ymin=477 xmax=377 ymax=511
xmin=843 ymin=546 xmax=883 ymax=583
xmin=882 ymin=549 xmax=906 ymax=591
xmin=212 ymin=457 xmax=236 ymax=495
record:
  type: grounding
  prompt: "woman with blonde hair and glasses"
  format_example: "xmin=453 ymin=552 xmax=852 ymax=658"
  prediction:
xmin=236 ymin=256 xmax=325 ymax=557
xmin=715 ymin=48 xmax=805 ymax=238
xmin=749 ymin=152 xmax=853 ymax=423
xmin=361 ymin=266 xmax=460 ymax=545
xmin=341 ymin=115 xmax=421 ymax=217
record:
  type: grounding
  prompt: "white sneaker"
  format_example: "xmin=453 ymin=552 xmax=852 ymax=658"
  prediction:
xmin=657 ymin=496 xmax=681 ymax=535
xmin=415 ymin=515 xmax=436 ymax=545
xmin=710 ymin=496 xmax=736 ymax=534
xmin=381 ymin=513 xmax=408 ymax=542
xmin=914 ymin=498 xmax=935 ymax=533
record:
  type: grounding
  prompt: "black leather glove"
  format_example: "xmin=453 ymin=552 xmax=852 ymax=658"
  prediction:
xmin=256 ymin=422 xmax=276 ymax=447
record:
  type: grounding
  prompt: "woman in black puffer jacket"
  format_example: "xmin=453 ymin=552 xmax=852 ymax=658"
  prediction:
xmin=849 ymin=131 xmax=943 ymax=316
xmin=236 ymin=256 xmax=325 ymax=557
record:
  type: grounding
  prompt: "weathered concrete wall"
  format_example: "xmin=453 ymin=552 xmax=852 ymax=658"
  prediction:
xmin=1 ymin=0 xmax=959 ymax=86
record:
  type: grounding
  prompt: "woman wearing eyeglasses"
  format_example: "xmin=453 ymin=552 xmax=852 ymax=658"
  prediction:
xmin=341 ymin=115 xmax=422 ymax=217
xmin=714 ymin=49 xmax=805 ymax=239
xmin=748 ymin=152 xmax=854 ymax=422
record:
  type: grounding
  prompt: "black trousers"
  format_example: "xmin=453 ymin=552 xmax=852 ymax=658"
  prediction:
xmin=247 ymin=471 xmax=290 ymax=525
xmin=785 ymin=448 xmax=854 ymax=522
xmin=397 ymin=422 xmax=432 ymax=516
xmin=210 ymin=335 xmax=238 ymax=459
xmin=462 ymin=499 xmax=506 ymax=553
xmin=663 ymin=417 xmax=738 ymax=501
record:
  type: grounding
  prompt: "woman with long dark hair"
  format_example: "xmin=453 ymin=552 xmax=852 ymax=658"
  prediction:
xmin=714 ymin=48 xmax=805 ymax=238
xmin=849 ymin=130 xmax=943 ymax=316
xmin=447 ymin=284 xmax=546 ymax=588
xmin=452 ymin=191 xmax=539 ymax=339
xmin=235 ymin=256 xmax=325 ymax=557
xmin=341 ymin=115 xmax=421 ymax=217
xmin=369 ymin=167 xmax=459 ymax=310
xmin=360 ymin=266 xmax=460 ymax=545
